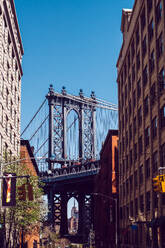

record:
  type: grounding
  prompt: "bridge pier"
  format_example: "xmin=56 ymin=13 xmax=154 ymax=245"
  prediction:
xmin=48 ymin=188 xmax=54 ymax=226
xmin=60 ymin=193 xmax=68 ymax=236
xmin=78 ymin=193 xmax=85 ymax=237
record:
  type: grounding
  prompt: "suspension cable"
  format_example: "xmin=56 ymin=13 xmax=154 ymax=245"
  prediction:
xmin=34 ymin=138 xmax=48 ymax=156
xmin=29 ymin=115 xmax=49 ymax=142
xmin=21 ymin=99 xmax=47 ymax=137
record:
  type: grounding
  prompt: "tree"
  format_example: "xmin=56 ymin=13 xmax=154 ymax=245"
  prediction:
xmin=41 ymin=226 xmax=71 ymax=248
xmin=1 ymin=158 xmax=45 ymax=248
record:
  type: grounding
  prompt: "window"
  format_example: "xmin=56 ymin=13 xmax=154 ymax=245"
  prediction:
xmin=150 ymin=50 xmax=155 ymax=73
xmin=132 ymin=65 xmax=135 ymax=82
xmin=136 ymin=52 xmax=140 ymax=71
xmin=161 ymin=143 xmax=165 ymax=167
xmin=134 ymin=143 xmax=137 ymax=161
xmin=122 ymin=137 xmax=125 ymax=153
xmin=126 ymin=180 xmax=129 ymax=196
xmin=15 ymin=87 xmax=17 ymax=103
xmin=14 ymin=110 xmax=16 ymax=126
xmin=10 ymin=125 xmax=12 ymax=143
xmin=128 ymin=75 xmax=131 ymax=90
xmin=136 ymin=25 xmax=139 ymax=46
xmin=152 ymin=117 xmax=157 ymax=139
xmin=17 ymin=96 xmax=20 ymax=111
xmin=10 ymin=99 xmax=13 ymax=117
xmin=6 ymin=115 xmax=8 ymax=135
xmin=129 ymin=100 xmax=132 ymax=117
xmin=160 ymin=105 xmax=165 ymax=128
xmin=140 ymin=195 xmax=144 ymax=212
xmin=147 ymin=0 xmax=152 ymax=14
xmin=143 ymin=65 xmax=148 ymax=86
xmin=145 ymin=127 xmax=150 ymax=147
xmin=133 ymin=116 xmax=136 ymax=134
xmin=134 ymin=171 xmax=137 ymax=188
xmin=17 ymin=118 xmax=20 ymax=131
xmin=135 ymin=198 xmax=138 ymax=216
xmin=4 ymin=143 xmax=8 ymax=161
xmin=129 ymin=124 xmax=132 ymax=141
xmin=148 ymin=19 xmax=154 ymax=42
xmin=137 ymin=79 xmax=141 ymax=98
xmin=138 ymin=107 xmax=142 ymax=126
xmin=0 ymin=134 xmax=2 ymax=157
xmin=154 ymin=193 xmax=158 ymax=208
xmin=130 ymin=201 xmax=133 ymax=217
xmin=125 ymin=85 xmax=127 ymax=102
xmin=141 ymin=8 xmax=146 ymax=31
xmin=128 ymin=52 xmax=130 ymax=68
xmin=133 ymin=90 xmax=136 ymax=107
xmin=156 ymin=1 xmax=162 ymax=23
xmin=125 ymin=108 xmax=128 ymax=123
xmin=150 ymin=83 xmax=156 ymax=105
xmin=157 ymin=33 xmax=164 ymax=58
xmin=139 ymin=165 xmax=143 ymax=184
xmin=6 ymin=88 xmax=9 ymax=108
xmin=130 ymin=149 xmax=133 ymax=165
xmin=142 ymin=36 xmax=147 ymax=56
xmin=0 ymin=104 xmax=2 ymax=123
xmin=14 ymin=133 xmax=16 ymax=150
xmin=124 ymin=63 xmax=127 ymax=79
xmin=144 ymin=96 xmax=149 ymax=116
xmin=152 ymin=151 xmax=158 ymax=173
xmin=145 ymin=158 xmax=150 ymax=178
xmin=131 ymin=40 xmax=135 ymax=60
xmin=130 ymin=175 xmax=133 ymax=192
xmin=139 ymin=136 xmax=143 ymax=155
xmin=146 ymin=192 xmax=150 ymax=211
xmin=158 ymin=68 xmax=165 ymax=93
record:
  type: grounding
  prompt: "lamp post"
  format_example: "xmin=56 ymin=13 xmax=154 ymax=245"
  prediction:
xmin=93 ymin=192 xmax=118 ymax=248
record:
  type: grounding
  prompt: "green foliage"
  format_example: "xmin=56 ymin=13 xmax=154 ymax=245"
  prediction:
xmin=1 ymin=157 xmax=45 ymax=247
xmin=4 ymin=160 xmax=44 ymax=230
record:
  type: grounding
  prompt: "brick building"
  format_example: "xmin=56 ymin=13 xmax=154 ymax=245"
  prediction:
xmin=0 ymin=0 xmax=23 ymax=159
xmin=94 ymin=130 xmax=118 ymax=248
xmin=116 ymin=0 xmax=165 ymax=247
xmin=20 ymin=139 xmax=40 ymax=248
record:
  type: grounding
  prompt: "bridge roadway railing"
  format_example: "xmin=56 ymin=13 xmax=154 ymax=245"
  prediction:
xmin=39 ymin=160 xmax=100 ymax=181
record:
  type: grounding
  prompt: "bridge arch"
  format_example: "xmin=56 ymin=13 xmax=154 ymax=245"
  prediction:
xmin=66 ymin=109 xmax=79 ymax=161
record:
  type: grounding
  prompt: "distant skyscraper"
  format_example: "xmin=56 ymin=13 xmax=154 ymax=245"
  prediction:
xmin=68 ymin=200 xmax=79 ymax=234
xmin=0 ymin=0 xmax=23 ymax=159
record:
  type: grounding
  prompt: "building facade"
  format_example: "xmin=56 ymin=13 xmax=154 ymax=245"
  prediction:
xmin=0 ymin=0 xmax=23 ymax=160
xmin=94 ymin=130 xmax=118 ymax=248
xmin=117 ymin=0 xmax=165 ymax=247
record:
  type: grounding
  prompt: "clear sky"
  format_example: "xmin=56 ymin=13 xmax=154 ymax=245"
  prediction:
xmin=14 ymin=0 xmax=134 ymax=131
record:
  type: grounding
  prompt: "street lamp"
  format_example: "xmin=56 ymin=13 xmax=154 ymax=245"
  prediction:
xmin=93 ymin=192 xmax=118 ymax=248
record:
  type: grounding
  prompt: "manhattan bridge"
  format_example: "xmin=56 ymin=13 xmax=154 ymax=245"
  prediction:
xmin=21 ymin=84 xmax=118 ymax=243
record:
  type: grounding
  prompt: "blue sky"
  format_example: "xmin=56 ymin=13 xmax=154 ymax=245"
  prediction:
xmin=14 ymin=0 xmax=134 ymax=131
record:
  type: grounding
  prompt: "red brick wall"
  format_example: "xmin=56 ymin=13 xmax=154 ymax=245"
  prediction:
xmin=94 ymin=130 xmax=118 ymax=248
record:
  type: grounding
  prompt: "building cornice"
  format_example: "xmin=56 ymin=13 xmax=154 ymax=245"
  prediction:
xmin=116 ymin=0 xmax=142 ymax=79
xmin=9 ymin=0 xmax=24 ymax=55
xmin=3 ymin=0 xmax=23 ymax=75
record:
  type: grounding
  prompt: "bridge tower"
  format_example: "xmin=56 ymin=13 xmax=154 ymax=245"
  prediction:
xmin=45 ymin=84 xmax=98 ymax=242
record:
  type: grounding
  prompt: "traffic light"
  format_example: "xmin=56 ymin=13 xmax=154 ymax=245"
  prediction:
xmin=27 ymin=183 xmax=33 ymax=201
xmin=161 ymin=181 xmax=165 ymax=193
xmin=2 ymin=173 xmax=16 ymax=207
xmin=17 ymin=184 xmax=26 ymax=201
xmin=153 ymin=177 xmax=162 ymax=192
